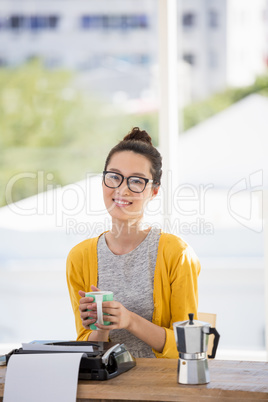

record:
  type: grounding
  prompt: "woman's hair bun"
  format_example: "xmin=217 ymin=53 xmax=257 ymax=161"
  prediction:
xmin=104 ymin=126 xmax=162 ymax=185
xmin=123 ymin=127 xmax=153 ymax=146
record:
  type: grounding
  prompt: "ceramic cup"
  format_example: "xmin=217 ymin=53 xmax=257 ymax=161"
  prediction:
xmin=85 ymin=291 xmax=114 ymax=330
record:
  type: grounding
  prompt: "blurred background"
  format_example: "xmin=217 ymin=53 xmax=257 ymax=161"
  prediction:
xmin=0 ymin=0 xmax=267 ymax=360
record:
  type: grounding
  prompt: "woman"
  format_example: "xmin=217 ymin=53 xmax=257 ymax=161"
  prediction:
xmin=66 ymin=127 xmax=200 ymax=358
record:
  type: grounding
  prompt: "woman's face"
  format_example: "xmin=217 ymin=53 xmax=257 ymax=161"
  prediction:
xmin=103 ymin=150 xmax=158 ymax=223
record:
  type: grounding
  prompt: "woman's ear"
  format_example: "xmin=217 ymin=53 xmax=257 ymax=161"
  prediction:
xmin=151 ymin=185 xmax=160 ymax=199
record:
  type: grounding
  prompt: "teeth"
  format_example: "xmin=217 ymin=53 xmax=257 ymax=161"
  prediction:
xmin=114 ymin=199 xmax=131 ymax=205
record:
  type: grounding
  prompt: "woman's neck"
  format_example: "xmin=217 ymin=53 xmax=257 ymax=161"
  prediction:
xmin=105 ymin=219 xmax=151 ymax=255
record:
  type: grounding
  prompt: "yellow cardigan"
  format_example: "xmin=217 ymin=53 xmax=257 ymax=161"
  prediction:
xmin=66 ymin=231 xmax=201 ymax=359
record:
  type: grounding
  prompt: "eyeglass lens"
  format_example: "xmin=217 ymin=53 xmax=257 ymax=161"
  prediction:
xmin=104 ymin=172 xmax=146 ymax=193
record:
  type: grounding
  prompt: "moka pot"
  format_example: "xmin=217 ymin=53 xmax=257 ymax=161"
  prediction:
xmin=173 ymin=313 xmax=220 ymax=385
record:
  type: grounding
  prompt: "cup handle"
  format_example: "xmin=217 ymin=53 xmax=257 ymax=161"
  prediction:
xmin=95 ymin=295 xmax=104 ymax=326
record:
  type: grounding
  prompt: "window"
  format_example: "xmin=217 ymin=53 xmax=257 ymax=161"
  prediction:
xmin=9 ymin=15 xmax=24 ymax=29
xmin=120 ymin=15 xmax=128 ymax=29
xmin=81 ymin=16 xmax=89 ymax=28
xmin=139 ymin=15 xmax=148 ymax=28
xmin=81 ymin=15 xmax=103 ymax=29
xmin=182 ymin=13 xmax=196 ymax=28
xmin=116 ymin=15 xmax=149 ymax=29
xmin=208 ymin=10 xmax=218 ymax=28
xmin=29 ymin=16 xmax=46 ymax=30
xmin=183 ymin=53 xmax=195 ymax=66
xmin=7 ymin=15 xmax=59 ymax=31
xmin=107 ymin=16 xmax=122 ymax=29
xmin=48 ymin=16 xmax=59 ymax=29
xmin=80 ymin=14 xmax=149 ymax=30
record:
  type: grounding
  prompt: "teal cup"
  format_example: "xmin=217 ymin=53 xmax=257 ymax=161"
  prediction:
xmin=85 ymin=291 xmax=113 ymax=330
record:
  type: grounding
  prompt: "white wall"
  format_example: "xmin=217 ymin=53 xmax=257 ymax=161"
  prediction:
xmin=226 ymin=0 xmax=268 ymax=87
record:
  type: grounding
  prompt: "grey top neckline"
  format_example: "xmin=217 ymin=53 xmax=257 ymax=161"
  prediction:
xmin=103 ymin=228 xmax=154 ymax=257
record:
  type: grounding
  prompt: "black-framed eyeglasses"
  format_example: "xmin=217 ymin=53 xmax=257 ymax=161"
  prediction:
xmin=103 ymin=171 xmax=154 ymax=193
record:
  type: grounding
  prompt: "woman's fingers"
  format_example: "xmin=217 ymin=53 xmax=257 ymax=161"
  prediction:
xmin=80 ymin=309 xmax=97 ymax=319
xmin=95 ymin=322 xmax=117 ymax=330
xmin=99 ymin=301 xmax=131 ymax=330
xmin=79 ymin=289 xmax=102 ymax=329
xmin=79 ymin=300 xmax=94 ymax=312
xmin=102 ymin=302 xmax=121 ymax=316
xmin=91 ymin=285 xmax=100 ymax=291
xmin=103 ymin=315 xmax=117 ymax=324
xmin=79 ymin=290 xmax=98 ymax=304
xmin=78 ymin=292 xmax=129 ymax=330
xmin=102 ymin=301 xmax=119 ymax=309
xmin=82 ymin=317 xmax=96 ymax=329
xmin=79 ymin=297 xmax=95 ymax=312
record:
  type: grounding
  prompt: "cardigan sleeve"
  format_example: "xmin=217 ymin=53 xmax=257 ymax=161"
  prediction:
xmin=153 ymin=235 xmax=201 ymax=358
xmin=66 ymin=238 xmax=98 ymax=341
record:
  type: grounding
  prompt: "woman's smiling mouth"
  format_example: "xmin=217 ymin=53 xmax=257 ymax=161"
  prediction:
xmin=113 ymin=198 xmax=133 ymax=206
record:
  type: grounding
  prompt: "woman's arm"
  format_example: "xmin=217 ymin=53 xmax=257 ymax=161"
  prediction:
xmin=79 ymin=287 xmax=166 ymax=352
xmin=79 ymin=289 xmax=165 ymax=351
xmin=94 ymin=300 xmax=166 ymax=353
xmin=153 ymin=243 xmax=201 ymax=358
xmin=124 ymin=310 xmax=166 ymax=352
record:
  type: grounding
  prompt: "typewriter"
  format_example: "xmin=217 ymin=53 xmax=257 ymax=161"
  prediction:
xmin=1 ymin=341 xmax=136 ymax=381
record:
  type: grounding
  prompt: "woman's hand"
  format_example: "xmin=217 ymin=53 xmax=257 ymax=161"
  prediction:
xmin=79 ymin=286 xmax=132 ymax=331
xmin=94 ymin=300 xmax=132 ymax=331
xmin=78 ymin=287 xmax=165 ymax=352
xmin=78 ymin=286 xmax=110 ymax=342
xmin=94 ymin=300 xmax=165 ymax=353
xmin=78 ymin=288 xmax=97 ymax=330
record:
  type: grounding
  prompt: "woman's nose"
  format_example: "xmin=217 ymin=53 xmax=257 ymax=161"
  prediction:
xmin=117 ymin=178 xmax=130 ymax=195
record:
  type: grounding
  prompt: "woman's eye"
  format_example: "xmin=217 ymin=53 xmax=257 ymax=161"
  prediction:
xmin=130 ymin=178 xmax=143 ymax=184
xmin=110 ymin=174 xmax=120 ymax=181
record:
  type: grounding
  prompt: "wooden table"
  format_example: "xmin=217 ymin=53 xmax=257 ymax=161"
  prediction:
xmin=1 ymin=358 xmax=268 ymax=402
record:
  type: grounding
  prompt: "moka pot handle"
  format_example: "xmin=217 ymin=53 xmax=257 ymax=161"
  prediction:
xmin=208 ymin=327 xmax=220 ymax=359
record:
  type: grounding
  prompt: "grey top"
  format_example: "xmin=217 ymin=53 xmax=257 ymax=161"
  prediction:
xmin=97 ymin=227 xmax=161 ymax=358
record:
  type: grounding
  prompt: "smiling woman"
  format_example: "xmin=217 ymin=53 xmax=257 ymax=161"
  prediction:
xmin=66 ymin=127 xmax=201 ymax=358
xmin=102 ymin=150 xmax=158 ymax=224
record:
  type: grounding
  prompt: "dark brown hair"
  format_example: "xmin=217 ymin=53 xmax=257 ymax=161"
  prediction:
xmin=104 ymin=127 xmax=162 ymax=186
